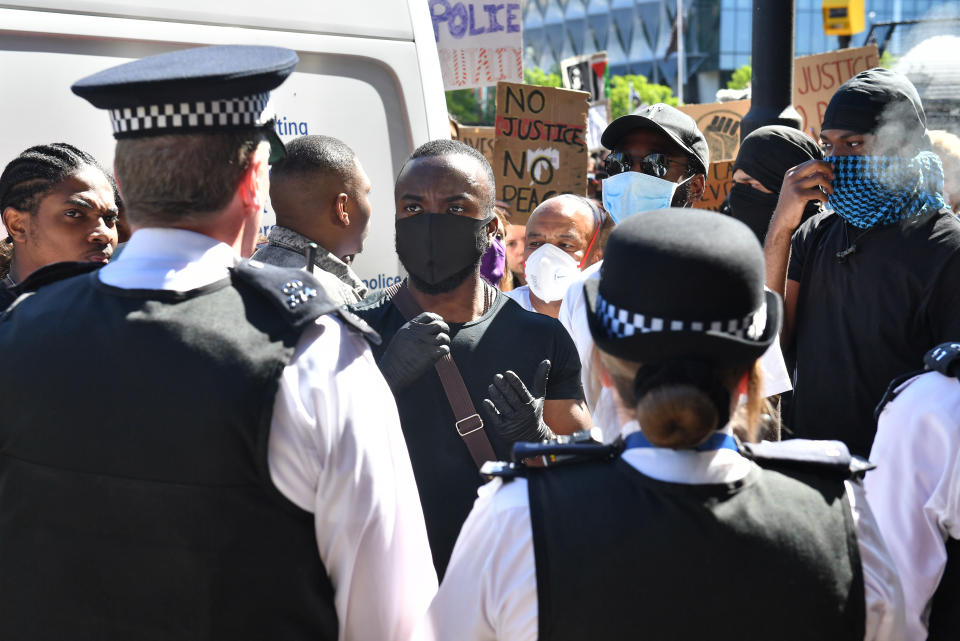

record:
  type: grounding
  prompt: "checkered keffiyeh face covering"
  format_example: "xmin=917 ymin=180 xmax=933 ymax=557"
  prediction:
xmin=826 ymin=152 xmax=946 ymax=229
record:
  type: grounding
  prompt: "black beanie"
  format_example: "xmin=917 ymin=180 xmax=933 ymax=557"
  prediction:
xmin=821 ymin=67 xmax=927 ymax=146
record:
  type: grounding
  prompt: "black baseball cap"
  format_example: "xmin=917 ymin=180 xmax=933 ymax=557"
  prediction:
xmin=601 ymin=103 xmax=710 ymax=174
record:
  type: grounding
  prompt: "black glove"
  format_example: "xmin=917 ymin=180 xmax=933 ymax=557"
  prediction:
xmin=378 ymin=312 xmax=450 ymax=391
xmin=482 ymin=359 xmax=554 ymax=443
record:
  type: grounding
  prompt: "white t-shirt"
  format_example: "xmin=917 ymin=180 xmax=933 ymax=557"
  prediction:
xmin=504 ymin=285 xmax=534 ymax=312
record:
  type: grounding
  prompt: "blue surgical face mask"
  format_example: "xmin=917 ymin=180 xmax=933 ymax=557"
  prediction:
xmin=602 ymin=171 xmax=690 ymax=223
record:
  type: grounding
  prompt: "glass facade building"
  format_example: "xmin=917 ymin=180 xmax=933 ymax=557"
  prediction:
xmin=522 ymin=0 xmax=958 ymax=103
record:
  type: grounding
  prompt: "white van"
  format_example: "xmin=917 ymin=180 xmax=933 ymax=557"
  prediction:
xmin=0 ymin=1 xmax=449 ymax=291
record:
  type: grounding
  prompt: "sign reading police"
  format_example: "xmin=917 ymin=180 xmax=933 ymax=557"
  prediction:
xmin=493 ymin=81 xmax=589 ymax=224
xmin=430 ymin=0 xmax=523 ymax=91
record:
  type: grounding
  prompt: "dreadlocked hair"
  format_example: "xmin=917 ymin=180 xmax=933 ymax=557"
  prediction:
xmin=0 ymin=143 xmax=119 ymax=279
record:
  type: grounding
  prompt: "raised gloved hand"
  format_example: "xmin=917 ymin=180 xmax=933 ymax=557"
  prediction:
xmin=482 ymin=359 xmax=554 ymax=443
xmin=378 ymin=312 xmax=450 ymax=391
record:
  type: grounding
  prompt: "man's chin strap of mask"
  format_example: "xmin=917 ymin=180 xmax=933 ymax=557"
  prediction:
xmin=577 ymin=215 xmax=603 ymax=269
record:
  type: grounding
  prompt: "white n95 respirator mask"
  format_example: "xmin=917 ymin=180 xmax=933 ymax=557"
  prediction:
xmin=602 ymin=171 xmax=690 ymax=223
xmin=525 ymin=243 xmax=581 ymax=303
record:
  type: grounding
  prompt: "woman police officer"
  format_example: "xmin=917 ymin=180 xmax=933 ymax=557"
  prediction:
xmin=422 ymin=208 xmax=903 ymax=640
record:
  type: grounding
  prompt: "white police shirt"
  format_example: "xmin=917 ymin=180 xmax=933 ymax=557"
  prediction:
xmin=423 ymin=419 xmax=905 ymax=641
xmin=866 ymin=371 xmax=960 ymax=641
xmin=99 ymin=228 xmax=437 ymax=641
xmin=557 ymin=261 xmax=794 ymax=441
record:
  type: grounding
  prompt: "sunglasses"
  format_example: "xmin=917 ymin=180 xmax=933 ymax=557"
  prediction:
xmin=603 ymin=151 xmax=686 ymax=179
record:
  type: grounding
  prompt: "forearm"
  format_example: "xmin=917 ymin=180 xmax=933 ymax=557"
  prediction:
xmin=763 ymin=221 xmax=793 ymax=299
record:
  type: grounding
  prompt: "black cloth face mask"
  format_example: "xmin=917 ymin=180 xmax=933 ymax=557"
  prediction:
xmin=396 ymin=212 xmax=492 ymax=285
xmin=727 ymin=183 xmax=821 ymax=244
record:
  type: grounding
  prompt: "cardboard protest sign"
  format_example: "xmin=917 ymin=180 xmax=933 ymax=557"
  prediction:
xmin=429 ymin=0 xmax=523 ymax=91
xmin=678 ymin=100 xmax=750 ymax=163
xmin=493 ymin=81 xmax=590 ymax=224
xmin=561 ymin=52 xmax=608 ymax=102
xmin=458 ymin=126 xmax=496 ymax=164
xmin=698 ymin=160 xmax=735 ymax=212
xmin=792 ymin=45 xmax=879 ymax=139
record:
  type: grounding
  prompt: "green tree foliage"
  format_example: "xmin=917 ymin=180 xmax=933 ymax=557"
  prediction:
xmin=879 ymin=50 xmax=899 ymax=69
xmin=608 ymin=75 xmax=679 ymax=120
xmin=445 ymin=88 xmax=496 ymax=126
xmin=727 ymin=64 xmax=752 ymax=90
xmin=523 ymin=67 xmax=563 ymax=87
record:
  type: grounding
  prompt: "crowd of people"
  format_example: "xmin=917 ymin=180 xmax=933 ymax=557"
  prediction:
xmin=1 ymin=42 xmax=960 ymax=641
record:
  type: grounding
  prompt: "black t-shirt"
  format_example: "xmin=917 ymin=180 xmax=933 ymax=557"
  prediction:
xmin=352 ymin=286 xmax=584 ymax=577
xmin=787 ymin=210 xmax=960 ymax=455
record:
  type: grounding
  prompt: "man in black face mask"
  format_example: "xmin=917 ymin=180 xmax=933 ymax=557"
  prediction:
xmin=352 ymin=139 xmax=590 ymax=578
xmin=724 ymin=125 xmax=823 ymax=244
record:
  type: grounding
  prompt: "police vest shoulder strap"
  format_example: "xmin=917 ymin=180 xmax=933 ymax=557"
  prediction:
xmin=386 ymin=281 xmax=498 ymax=470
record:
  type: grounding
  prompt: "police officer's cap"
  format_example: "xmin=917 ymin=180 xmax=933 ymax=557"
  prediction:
xmin=72 ymin=45 xmax=298 ymax=162
xmin=584 ymin=208 xmax=782 ymax=367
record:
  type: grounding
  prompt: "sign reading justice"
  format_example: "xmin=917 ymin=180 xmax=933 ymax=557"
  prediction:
xmin=493 ymin=81 xmax=590 ymax=224
xmin=793 ymin=45 xmax=879 ymax=139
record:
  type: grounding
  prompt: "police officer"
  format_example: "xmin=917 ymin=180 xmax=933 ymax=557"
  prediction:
xmin=424 ymin=209 xmax=903 ymax=640
xmin=866 ymin=342 xmax=960 ymax=641
xmin=0 ymin=46 xmax=435 ymax=641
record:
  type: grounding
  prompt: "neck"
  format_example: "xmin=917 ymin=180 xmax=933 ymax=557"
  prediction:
xmin=529 ymin=289 xmax=562 ymax=318
xmin=408 ymin=272 xmax=488 ymax=323
xmin=8 ymin=254 xmax=33 ymax=283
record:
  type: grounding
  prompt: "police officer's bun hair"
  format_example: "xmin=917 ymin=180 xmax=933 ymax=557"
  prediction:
xmin=595 ymin=349 xmax=763 ymax=447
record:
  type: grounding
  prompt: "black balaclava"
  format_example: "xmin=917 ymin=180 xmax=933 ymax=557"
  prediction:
xmin=726 ymin=125 xmax=823 ymax=243
xmin=821 ymin=67 xmax=928 ymax=150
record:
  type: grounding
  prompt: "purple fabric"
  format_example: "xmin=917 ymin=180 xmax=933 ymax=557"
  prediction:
xmin=480 ymin=237 xmax=506 ymax=286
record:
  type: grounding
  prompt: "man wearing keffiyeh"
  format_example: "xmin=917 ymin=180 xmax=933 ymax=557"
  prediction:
xmin=764 ymin=67 xmax=960 ymax=458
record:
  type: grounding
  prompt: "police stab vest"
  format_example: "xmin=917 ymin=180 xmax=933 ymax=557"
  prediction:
xmin=0 ymin=261 xmax=376 ymax=641
xmin=515 ymin=437 xmax=866 ymax=641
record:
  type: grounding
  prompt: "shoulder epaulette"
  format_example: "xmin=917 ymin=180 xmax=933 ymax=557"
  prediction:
xmin=740 ymin=439 xmax=875 ymax=480
xmin=480 ymin=431 xmax=623 ymax=482
xmin=925 ymin=342 xmax=960 ymax=378
xmin=233 ymin=259 xmax=341 ymax=330
xmin=335 ymin=307 xmax=381 ymax=345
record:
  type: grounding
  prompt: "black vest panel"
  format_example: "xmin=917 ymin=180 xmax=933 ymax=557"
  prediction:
xmin=0 ymin=269 xmax=338 ymax=641
xmin=928 ymin=537 xmax=960 ymax=640
xmin=527 ymin=457 xmax=865 ymax=641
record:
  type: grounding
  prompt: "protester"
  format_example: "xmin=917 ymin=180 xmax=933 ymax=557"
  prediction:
xmin=765 ymin=68 xmax=960 ymax=456
xmin=866 ymin=342 xmax=960 ymax=641
xmin=725 ymin=124 xmax=823 ymax=243
xmin=0 ymin=45 xmax=435 ymax=641
xmin=253 ymin=135 xmax=371 ymax=304
xmin=0 ymin=143 xmax=120 ymax=286
xmin=504 ymin=217 xmax=526 ymax=288
xmin=929 ymin=129 xmax=960 ymax=214
xmin=599 ymin=102 xmax=708 ymax=222
xmin=352 ymin=139 xmax=590 ymax=577
xmin=425 ymin=209 xmax=904 ymax=640
xmin=506 ymin=194 xmax=608 ymax=317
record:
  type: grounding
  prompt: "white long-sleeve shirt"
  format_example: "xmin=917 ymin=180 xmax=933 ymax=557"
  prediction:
xmin=100 ymin=228 xmax=437 ymax=641
xmin=424 ymin=420 xmax=904 ymax=641
xmin=866 ymin=370 xmax=960 ymax=641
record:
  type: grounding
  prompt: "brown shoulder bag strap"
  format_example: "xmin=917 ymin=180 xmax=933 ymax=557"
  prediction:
xmin=386 ymin=281 xmax=498 ymax=469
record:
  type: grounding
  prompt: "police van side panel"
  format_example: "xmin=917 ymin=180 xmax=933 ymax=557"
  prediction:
xmin=0 ymin=1 xmax=449 ymax=292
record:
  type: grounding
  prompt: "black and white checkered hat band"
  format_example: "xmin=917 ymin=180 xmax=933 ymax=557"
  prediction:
xmin=108 ymin=92 xmax=272 ymax=135
xmin=597 ymin=293 xmax=767 ymax=341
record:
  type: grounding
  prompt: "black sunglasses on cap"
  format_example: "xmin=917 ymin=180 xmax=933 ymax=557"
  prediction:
xmin=604 ymin=151 xmax=688 ymax=179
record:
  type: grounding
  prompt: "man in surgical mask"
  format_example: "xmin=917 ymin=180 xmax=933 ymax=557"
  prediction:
xmin=351 ymin=139 xmax=591 ymax=579
xmin=506 ymin=194 xmax=609 ymax=317
xmin=765 ymin=67 xmax=960 ymax=457
xmin=599 ymin=103 xmax=709 ymax=221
